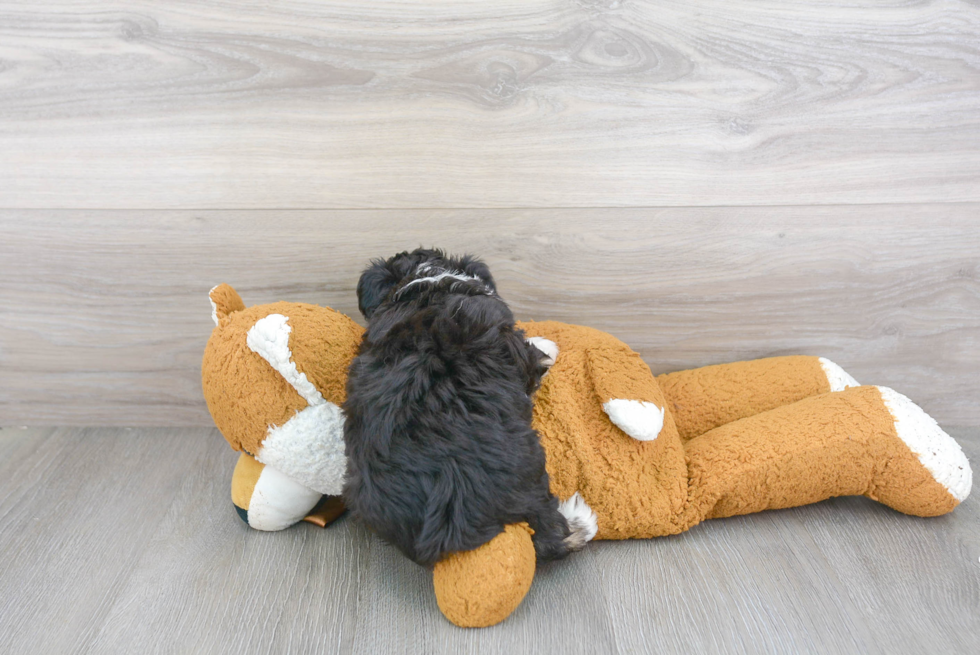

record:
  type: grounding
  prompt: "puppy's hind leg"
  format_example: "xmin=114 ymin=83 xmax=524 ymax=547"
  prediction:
xmin=558 ymin=492 xmax=598 ymax=551
xmin=526 ymin=485 xmax=598 ymax=560
xmin=526 ymin=337 xmax=558 ymax=369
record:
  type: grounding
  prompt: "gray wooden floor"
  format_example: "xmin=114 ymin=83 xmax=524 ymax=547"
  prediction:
xmin=0 ymin=426 xmax=977 ymax=654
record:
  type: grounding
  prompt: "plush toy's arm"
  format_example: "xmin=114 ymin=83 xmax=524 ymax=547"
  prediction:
xmin=231 ymin=452 xmax=343 ymax=531
xmin=432 ymin=523 xmax=536 ymax=628
xmin=585 ymin=345 xmax=670 ymax=443
xmin=658 ymin=356 xmax=858 ymax=441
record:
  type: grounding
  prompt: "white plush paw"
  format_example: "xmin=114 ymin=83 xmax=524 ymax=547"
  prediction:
xmin=527 ymin=337 xmax=559 ymax=367
xmin=878 ymin=386 xmax=972 ymax=502
xmin=819 ymin=357 xmax=860 ymax=391
xmin=558 ymin=492 xmax=598 ymax=550
xmin=602 ymin=399 xmax=665 ymax=441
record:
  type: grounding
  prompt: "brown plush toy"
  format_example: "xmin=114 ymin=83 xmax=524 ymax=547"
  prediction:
xmin=202 ymin=285 xmax=972 ymax=628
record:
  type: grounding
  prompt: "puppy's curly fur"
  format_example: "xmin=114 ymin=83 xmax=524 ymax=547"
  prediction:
xmin=343 ymin=248 xmax=588 ymax=566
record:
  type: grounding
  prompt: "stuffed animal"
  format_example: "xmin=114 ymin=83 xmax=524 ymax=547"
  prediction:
xmin=202 ymin=284 xmax=972 ymax=627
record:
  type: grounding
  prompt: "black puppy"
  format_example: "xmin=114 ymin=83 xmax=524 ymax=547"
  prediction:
xmin=343 ymin=248 xmax=596 ymax=566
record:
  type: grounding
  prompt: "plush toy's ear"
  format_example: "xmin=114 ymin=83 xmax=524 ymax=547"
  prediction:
xmin=209 ymin=284 xmax=246 ymax=326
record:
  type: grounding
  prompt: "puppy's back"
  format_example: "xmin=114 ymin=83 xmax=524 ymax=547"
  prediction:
xmin=343 ymin=292 xmax=548 ymax=565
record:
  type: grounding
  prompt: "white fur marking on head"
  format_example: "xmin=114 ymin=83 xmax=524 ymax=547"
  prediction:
xmin=526 ymin=337 xmax=559 ymax=367
xmin=209 ymin=285 xmax=220 ymax=327
xmin=246 ymin=314 xmax=325 ymax=407
xmin=877 ymin=386 xmax=971 ymax=502
xmin=257 ymin=401 xmax=348 ymax=495
xmin=397 ymin=270 xmax=492 ymax=296
xmin=819 ymin=357 xmax=860 ymax=391
xmin=603 ymin=399 xmax=665 ymax=441
xmin=559 ymin=492 xmax=598 ymax=549
xmin=247 ymin=464 xmax=322 ymax=531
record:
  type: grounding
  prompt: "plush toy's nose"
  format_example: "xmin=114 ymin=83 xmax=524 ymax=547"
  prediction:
xmin=230 ymin=452 xmax=323 ymax=531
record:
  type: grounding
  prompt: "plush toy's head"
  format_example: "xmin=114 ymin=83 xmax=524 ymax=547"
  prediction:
xmin=202 ymin=284 xmax=364 ymax=496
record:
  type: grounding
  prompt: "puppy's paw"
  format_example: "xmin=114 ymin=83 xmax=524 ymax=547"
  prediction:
xmin=526 ymin=337 xmax=559 ymax=367
xmin=558 ymin=492 xmax=598 ymax=551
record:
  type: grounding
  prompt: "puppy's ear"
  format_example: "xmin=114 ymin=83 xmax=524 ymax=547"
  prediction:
xmin=458 ymin=255 xmax=497 ymax=294
xmin=357 ymin=258 xmax=401 ymax=319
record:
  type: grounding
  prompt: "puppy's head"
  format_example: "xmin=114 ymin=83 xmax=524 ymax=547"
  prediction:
xmin=356 ymin=248 xmax=496 ymax=319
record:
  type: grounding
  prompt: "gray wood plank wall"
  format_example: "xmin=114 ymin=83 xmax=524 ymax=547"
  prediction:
xmin=2 ymin=1 xmax=979 ymax=208
xmin=1 ymin=1 xmax=979 ymax=427
xmin=2 ymin=208 xmax=978 ymax=426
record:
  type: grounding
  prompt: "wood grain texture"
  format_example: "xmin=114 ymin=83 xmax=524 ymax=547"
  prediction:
xmin=2 ymin=206 xmax=978 ymax=426
xmin=0 ymin=427 xmax=977 ymax=653
xmin=1 ymin=1 xmax=979 ymax=208
xmin=0 ymin=427 xmax=213 ymax=653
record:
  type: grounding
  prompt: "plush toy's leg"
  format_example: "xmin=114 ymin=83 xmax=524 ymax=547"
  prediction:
xmin=433 ymin=523 xmax=536 ymax=628
xmin=682 ymin=386 xmax=971 ymax=527
xmin=231 ymin=452 xmax=324 ymax=531
xmin=658 ymin=355 xmax=859 ymax=441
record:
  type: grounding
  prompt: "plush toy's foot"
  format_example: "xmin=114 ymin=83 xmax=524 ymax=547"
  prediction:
xmin=818 ymin=357 xmax=860 ymax=391
xmin=232 ymin=452 xmax=322 ymax=531
xmin=871 ymin=386 xmax=971 ymax=514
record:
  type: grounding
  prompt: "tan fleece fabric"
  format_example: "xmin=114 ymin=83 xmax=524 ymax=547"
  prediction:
xmin=455 ymin=326 xmax=962 ymax=626
xmin=201 ymin=290 xmax=364 ymax=456
xmin=658 ymin=355 xmax=831 ymax=441
xmin=231 ymin=451 xmax=264 ymax=510
xmin=513 ymin=322 xmax=962 ymax=539
xmin=433 ymin=523 xmax=536 ymax=628
xmin=518 ymin=321 xmax=689 ymax=539
xmin=684 ymin=385 xmax=959 ymax=522
xmin=279 ymin=302 xmax=364 ymax=408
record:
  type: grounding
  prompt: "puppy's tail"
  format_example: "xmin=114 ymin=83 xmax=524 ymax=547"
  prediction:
xmin=558 ymin=492 xmax=599 ymax=552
